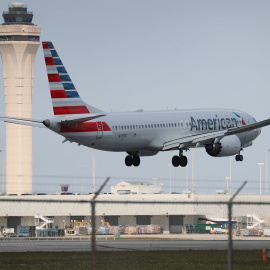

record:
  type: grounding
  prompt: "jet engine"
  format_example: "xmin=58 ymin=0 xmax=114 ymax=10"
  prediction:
xmin=205 ymin=135 xmax=241 ymax=157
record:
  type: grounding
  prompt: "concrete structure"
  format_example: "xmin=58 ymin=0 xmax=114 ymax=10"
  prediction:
xmin=111 ymin=181 xmax=164 ymax=194
xmin=0 ymin=193 xmax=269 ymax=234
xmin=0 ymin=3 xmax=41 ymax=194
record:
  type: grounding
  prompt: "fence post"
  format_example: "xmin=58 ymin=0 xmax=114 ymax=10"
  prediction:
xmin=91 ymin=200 xmax=96 ymax=270
xmin=91 ymin=177 xmax=110 ymax=270
xmin=227 ymin=181 xmax=247 ymax=270
xmin=228 ymin=201 xmax=232 ymax=270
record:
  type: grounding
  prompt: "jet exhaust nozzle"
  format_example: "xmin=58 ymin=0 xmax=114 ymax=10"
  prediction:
xmin=43 ymin=119 xmax=51 ymax=127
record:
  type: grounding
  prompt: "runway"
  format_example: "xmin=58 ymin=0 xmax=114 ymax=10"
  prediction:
xmin=0 ymin=239 xmax=270 ymax=252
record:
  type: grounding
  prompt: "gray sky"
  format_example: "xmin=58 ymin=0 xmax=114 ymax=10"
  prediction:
xmin=0 ymin=0 xmax=270 ymax=194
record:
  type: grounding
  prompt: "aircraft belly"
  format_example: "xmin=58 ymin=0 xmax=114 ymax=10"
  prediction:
xmin=62 ymin=131 xmax=151 ymax=152
xmin=62 ymin=131 xmax=115 ymax=150
xmin=116 ymin=136 xmax=150 ymax=151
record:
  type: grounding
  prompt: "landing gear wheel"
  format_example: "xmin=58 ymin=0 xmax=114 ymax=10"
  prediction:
xmin=125 ymin=155 xmax=133 ymax=166
xmin=235 ymin=154 xmax=244 ymax=162
xmin=133 ymin=156 xmax=140 ymax=167
xmin=179 ymin=156 xmax=188 ymax=167
xmin=172 ymin=156 xmax=180 ymax=167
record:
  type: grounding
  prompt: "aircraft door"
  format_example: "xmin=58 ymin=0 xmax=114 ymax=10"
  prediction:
xmin=96 ymin=121 xmax=103 ymax=139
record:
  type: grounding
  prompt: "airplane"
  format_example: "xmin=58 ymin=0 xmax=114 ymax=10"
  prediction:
xmin=1 ymin=41 xmax=270 ymax=168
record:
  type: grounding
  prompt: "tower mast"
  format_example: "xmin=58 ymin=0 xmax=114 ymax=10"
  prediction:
xmin=0 ymin=3 xmax=41 ymax=194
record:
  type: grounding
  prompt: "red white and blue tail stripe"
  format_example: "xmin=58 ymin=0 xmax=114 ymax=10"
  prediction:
xmin=42 ymin=41 xmax=103 ymax=116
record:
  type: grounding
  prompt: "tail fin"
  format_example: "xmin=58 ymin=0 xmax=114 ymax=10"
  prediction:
xmin=42 ymin=41 xmax=103 ymax=116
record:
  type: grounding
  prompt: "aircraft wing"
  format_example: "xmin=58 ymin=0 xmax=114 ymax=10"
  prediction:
xmin=163 ymin=118 xmax=270 ymax=151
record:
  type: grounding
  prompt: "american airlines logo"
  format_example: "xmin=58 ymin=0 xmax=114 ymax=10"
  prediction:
xmin=190 ymin=117 xmax=238 ymax=131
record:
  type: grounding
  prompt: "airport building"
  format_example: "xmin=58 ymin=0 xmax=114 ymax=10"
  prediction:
xmin=0 ymin=181 xmax=269 ymax=235
xmin=0 ymin=3 xmax=41 ymax=195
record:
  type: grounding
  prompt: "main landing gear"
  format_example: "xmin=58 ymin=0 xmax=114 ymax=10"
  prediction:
xmin=172 ymin=150 xmax=188 ymax=167
xmin=125 ymin=154 xmax=141 ymax=167
xmin=235 ymin=153 xmax=243 ymax=162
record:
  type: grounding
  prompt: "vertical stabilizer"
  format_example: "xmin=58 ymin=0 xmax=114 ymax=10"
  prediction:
xmin=42 ymin=41 xmax=103 ymax=116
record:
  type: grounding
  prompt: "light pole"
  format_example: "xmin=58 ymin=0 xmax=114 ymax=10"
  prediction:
xmin=80 ymin=165 xmax=84 ymax=194
xmin=192 ymin=150 xmax=194 ymax=193
xmin=92 ymin=151 xmax=96 ymax=194
xmin=168 ymin=164 xmax=172 ymax=194
xmin=0 ymin=150 xmax=3 ymax=193
xmin=258 ymin=163 xmax=264 ymax=195
xmin=265 ymin=149 xmax=270 ymax=194
xmin=229 ymin=157 xmax=232 ymax=194
xmin=226 ymin=177 xmax=230 ymax=193
xmin=186 ymin=157 xmax=189 ymax=191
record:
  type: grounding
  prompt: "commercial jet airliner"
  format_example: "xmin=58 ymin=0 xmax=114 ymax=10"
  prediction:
xmin=1 ymin=41 xmax=270 ymax=167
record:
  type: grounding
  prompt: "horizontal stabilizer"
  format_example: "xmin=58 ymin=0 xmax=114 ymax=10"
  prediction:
xmin=0 ymin=113 xmax=106 ymax=128
xmin=0 ymin=116 xmax=43 ymax=123
xmin=58 ymin=114 xmax=107 ymax=125
xmin=2 ymin=119 xmax=45 ymax=128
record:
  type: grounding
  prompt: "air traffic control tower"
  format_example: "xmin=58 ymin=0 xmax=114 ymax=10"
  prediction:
xmin=0 ymin=3 xmax=41 ymax=194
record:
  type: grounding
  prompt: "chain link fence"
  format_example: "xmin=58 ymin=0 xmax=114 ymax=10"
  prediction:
xmin=0 ymin=180 xmax=270 ymax=269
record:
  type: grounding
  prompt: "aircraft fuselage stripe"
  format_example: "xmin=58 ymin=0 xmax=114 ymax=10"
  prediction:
xmin=60 ymin=122 xmax=111 ymax=133
xmin=53 ymin=106 xmax=90 ymax=115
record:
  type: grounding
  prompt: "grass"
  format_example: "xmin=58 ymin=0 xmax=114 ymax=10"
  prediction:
xmin=0 ymin=250 xmax=269 ymax=270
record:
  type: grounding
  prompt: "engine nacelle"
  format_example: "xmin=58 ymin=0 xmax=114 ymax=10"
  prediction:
xmin=205 ymin=135 xmax=241 ymax=157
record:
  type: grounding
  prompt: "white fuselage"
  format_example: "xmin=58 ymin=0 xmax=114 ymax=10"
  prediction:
xmin=48 ymin=108 xmax=261 ymax=155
